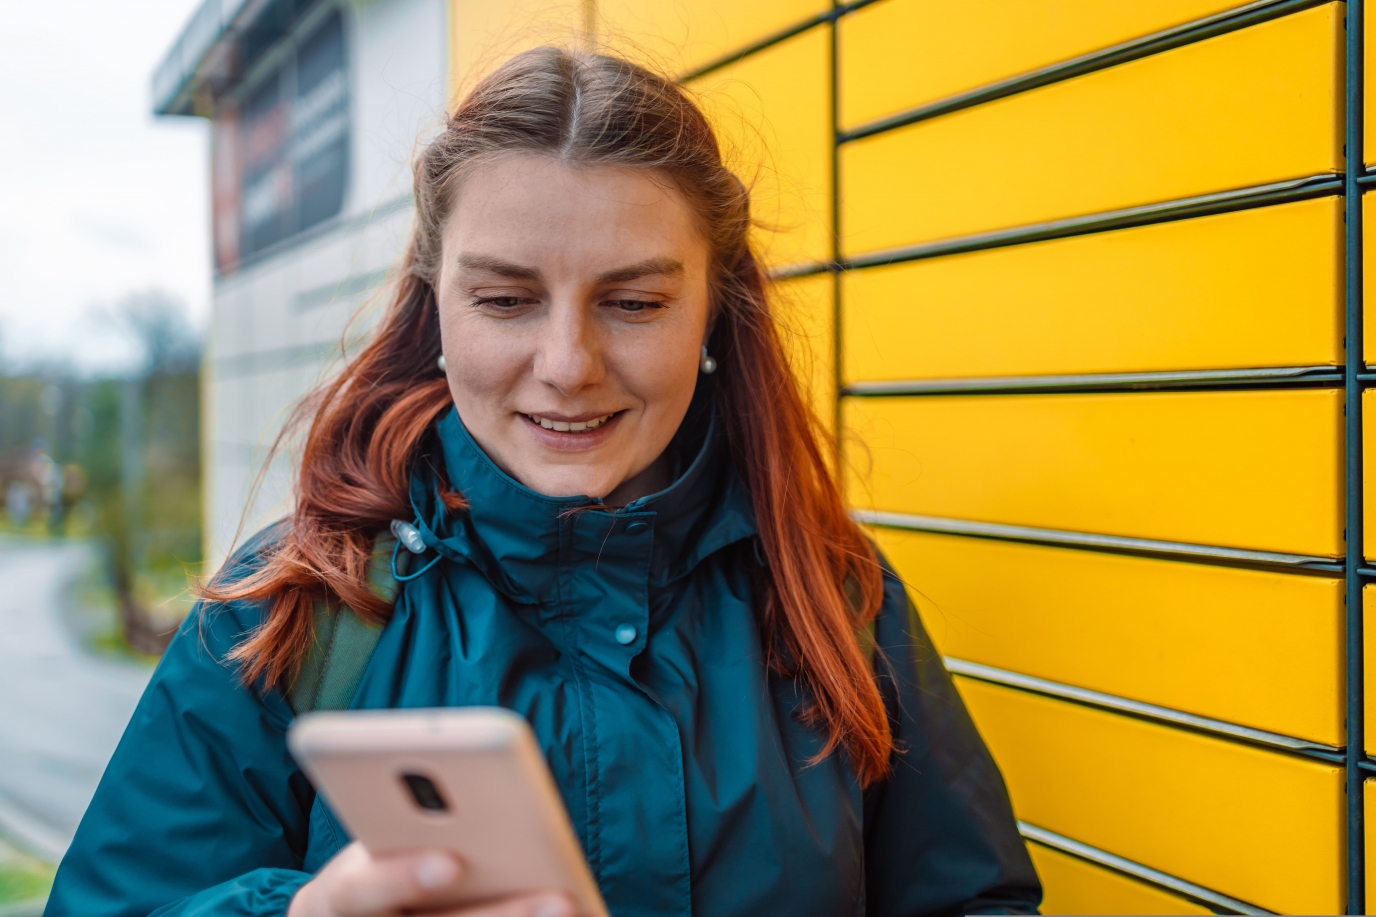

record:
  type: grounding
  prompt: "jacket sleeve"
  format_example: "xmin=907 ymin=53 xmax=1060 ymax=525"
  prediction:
xmin=45 ymin=543 xmax=315 ymax=917
xmin=863 ymin=560 xmax=1042 ymax=917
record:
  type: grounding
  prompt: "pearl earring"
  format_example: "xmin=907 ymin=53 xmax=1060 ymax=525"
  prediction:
xmin=437 ymin=354 xmax=447 ymax=372
xmin=700 ymin=345 xmax=717 ymax=375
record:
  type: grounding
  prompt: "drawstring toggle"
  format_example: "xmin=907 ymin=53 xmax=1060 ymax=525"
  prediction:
xmin=390 ymin=519 xmax=427 ymax=554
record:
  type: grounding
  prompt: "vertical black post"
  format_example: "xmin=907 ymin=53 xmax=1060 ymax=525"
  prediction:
xmin=829 ymin=2 xmax=844 ymax=458
xmin=1347 ymin=0 xmax=1366 ymax=912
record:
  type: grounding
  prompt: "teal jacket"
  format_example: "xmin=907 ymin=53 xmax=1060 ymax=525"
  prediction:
xmin=46 ymin=403 xmax=1040 ymax=916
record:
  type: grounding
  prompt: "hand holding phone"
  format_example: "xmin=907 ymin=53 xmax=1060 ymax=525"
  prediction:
xmin=287 ymin=841 xmax=575 ymax=917
xmin=287 ymin=707 xmax=608 ymax=917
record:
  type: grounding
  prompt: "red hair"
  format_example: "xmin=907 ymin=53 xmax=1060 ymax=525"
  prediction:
xmin=206 ymin=48 xmax=892 ymax=785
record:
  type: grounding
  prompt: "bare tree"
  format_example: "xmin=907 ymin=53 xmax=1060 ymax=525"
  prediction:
xmin=119 ymin=288 xmax=202 ymax=375
xmin=106 ymin=290 xmax=203 ymax=654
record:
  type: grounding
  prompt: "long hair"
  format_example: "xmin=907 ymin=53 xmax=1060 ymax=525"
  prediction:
xmin=206 ymin=47 xmax=892 ymax=785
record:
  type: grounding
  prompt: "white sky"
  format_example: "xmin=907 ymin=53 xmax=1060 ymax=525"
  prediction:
xmin=0 ymin=0 xmax=210 ymax=375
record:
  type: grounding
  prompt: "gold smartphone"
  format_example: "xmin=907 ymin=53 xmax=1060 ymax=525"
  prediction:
xmin=288 ymin=707 xmax=608 ymax=916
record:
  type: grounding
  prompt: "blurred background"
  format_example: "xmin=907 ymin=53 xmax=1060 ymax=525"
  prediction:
xmin=0 ymin=0 xmax=1364 ymax=914
xmin=0 ymin=1 xmax=211 ymax=909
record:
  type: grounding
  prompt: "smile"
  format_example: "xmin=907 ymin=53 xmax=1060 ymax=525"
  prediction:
xmin=525 ymin=412 xmax=617 ymax=432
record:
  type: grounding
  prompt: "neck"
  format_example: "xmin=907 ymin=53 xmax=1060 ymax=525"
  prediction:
xmin=601 ymin=451 xmax=672 ymax=508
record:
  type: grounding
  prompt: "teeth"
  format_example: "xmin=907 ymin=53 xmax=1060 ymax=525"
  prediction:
xmin=528 ymin=413 xmax=614 ymax=432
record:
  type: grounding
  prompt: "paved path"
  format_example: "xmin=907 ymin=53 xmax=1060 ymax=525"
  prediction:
xmin=0 ymin=541 xmax=151 ymax=861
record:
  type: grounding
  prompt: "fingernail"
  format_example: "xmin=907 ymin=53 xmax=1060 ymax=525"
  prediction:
xmin=414 ymin=854 xmax=458 ymax=889
xmin=534 ymin=897 xmax=573 ymax=917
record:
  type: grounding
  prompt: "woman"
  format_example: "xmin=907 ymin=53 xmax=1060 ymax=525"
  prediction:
xmin=46 ymin=48 xmax=1040 ymax=917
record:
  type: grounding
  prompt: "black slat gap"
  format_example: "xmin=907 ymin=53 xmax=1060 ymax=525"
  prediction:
xmin=677 ymin=0 xmax=885 ymax=83
xmin=679 ymin=10 xmax=832 ymax=82
xmin=949 ymin=659 xmax=1345 ymax=767
xmin=1019 ymin=823 xmax=1273 ymax=915
xmin=769 ymin=175 xmax=1342 ymax=282
xmin=1344 ymin=0 xmax=1366 ymax=908
xmin=842 ymin=175 xmax=1342 ymax=271
xmin=855 ymin=510 xmax=1344 ymax=577
xmin=770 ymin=260 xmax=833 ymax=281
xmin=829 ymin=2 xmax=845 ymax=457
xmin=843 ymin=367 xmax=1342 ymax=397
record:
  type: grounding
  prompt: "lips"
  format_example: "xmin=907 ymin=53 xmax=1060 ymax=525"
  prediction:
xmin=525 ymin=412 xmax=616 ymax=432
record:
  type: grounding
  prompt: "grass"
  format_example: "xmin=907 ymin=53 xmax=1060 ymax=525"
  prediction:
xmin=0 ymin=839 xmax=54 ymax=906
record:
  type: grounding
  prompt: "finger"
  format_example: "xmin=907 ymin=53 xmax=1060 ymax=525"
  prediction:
xmin=437 ymin=892 xmax=575 ymax=917
xmin=329 ymin=849 xmax=464 ymax=916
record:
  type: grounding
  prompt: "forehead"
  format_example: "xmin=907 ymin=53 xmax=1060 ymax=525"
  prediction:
xmin=444 ymin=154 xmax=707 ymax=268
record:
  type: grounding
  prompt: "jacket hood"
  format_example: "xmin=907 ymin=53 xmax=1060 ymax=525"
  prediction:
xmin=406 ymin=395 xmax=758 ymax=605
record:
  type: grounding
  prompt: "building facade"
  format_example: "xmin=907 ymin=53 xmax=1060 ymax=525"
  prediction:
xmin=157 ymin=0 xmax=1367 ymax=912
xmin=155 ymin=0 xmax=450 ymax=565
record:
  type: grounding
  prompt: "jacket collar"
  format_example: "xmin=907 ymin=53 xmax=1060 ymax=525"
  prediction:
xmin=409 ymin=396 xmax=757 ymax=604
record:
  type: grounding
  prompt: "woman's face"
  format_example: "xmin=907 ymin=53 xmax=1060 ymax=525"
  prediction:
xmin=435 ymin=154 xmax=713 ymax=503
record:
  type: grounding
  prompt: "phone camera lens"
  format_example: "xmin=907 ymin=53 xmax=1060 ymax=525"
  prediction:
xmin=401 ymin=772 xmax=449 ymax=812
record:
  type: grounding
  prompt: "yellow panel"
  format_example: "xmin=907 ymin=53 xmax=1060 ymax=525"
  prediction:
xmin=1368 ymin=3 xmax=1375 ymax=164
xmin=838 ymin=0 xmax=1241 ymax=128
xmin=845 ymin=390 xmax=1342 ymax=556
xmin=1366 ymin=587 xmax=1376 ymax=753
xmin=598 ymin=0 xmax=827 ymax=77
xmin=844 ymin=199 xmax=1341 ymax=382
xmin=958 ymin=678 xmax=1344 ymax=914
xmin=1367 ymin=779 xmax=1376 ymax=906
xmin=876 ymin=529 xmax=1342 ymax=744
xmin=775 ymin=274 xmax=835 ymax=435
xmin=448 ymin=0 xmax=588 ymax=96
xmin=1365 ymin=391 xmax=1376 ymax=558
xmin=1365 ymin=194 xmax=1376 ymax=358
xmin=689 ymin=28 xmax=831 ymax=269
xmin=841 ymin=6 xmax=1341 ymax=255
xmin=1028 ymin=843 xmax=1210 ymax=916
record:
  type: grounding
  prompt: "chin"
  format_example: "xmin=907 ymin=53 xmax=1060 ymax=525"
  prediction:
xmin=521 ymin=468 xmax=619 ymax=500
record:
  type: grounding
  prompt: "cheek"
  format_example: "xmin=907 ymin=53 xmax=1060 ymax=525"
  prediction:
xmin=439 ymin=309 xmax=525 ymax=408
xmin=618 ymin=331 xmax=702 ymax=416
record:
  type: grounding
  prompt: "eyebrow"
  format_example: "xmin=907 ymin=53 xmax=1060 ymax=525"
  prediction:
xmin=596 ymin=257 xmax=684 ymax=284
xmin=455 ymin=253 xmax=685 ymax=285
xmin=456 ymin=253 xmax=541 ymax=281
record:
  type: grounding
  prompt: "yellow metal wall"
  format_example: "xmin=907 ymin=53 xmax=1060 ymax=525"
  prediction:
xmin=449 ymin=1 xmax=1356 ymax=912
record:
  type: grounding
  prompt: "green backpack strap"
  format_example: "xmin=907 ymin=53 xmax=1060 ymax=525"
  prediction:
xmin=288 ymin=535 xmax=398 ymax=713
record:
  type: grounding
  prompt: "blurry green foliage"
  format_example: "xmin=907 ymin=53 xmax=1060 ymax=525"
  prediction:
xmin=0 ymin=837 xmax=55 ymax=906
xmin=0 ymin=291 xmax=202 ymax=652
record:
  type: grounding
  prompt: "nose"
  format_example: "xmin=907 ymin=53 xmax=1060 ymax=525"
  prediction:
xmin=532 ymin=298 xmax=604 ymax=395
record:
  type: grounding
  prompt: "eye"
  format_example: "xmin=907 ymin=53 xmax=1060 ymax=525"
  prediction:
xmin=605 ymin=299 xmax=662 ymax=312
xmin=471 ymin=296 xmax=529 ymax=309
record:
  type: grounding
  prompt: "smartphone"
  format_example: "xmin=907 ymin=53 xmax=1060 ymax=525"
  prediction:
xmin=288 ymin=707 xmax=609 ymax=916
